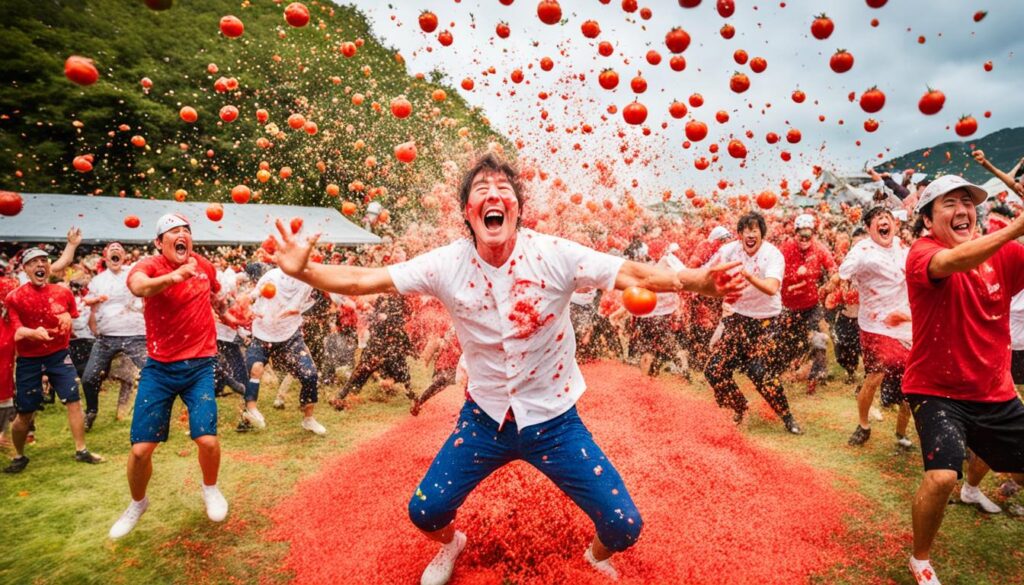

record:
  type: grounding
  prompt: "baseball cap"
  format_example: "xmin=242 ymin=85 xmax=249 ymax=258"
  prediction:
xmin=708 ymin=226 xmax=732 ymax=242
xmin=794 ymin=213 xmax=816 ymax=230
xmin=914 ymin=175 xmax=988 ymax=214
xmin=21 ymin=248 xmax=49 ymax=265
xmin=156 ymin=213 xmax=191 ymax=237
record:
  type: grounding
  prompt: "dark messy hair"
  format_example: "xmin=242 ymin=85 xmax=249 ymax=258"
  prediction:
xmin=458 ymin=153 xmax=525 ymax=238
xmin=736 ymin=212 xmax=766 ymax=237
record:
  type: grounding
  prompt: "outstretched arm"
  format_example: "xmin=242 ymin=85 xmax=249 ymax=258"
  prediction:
xmin=128 ymin=258 xmax=197 ymax=298
xmin=614 ymin=259 xmax=746 ymax=298
xmin=973 ymin=150 xmax=1024 ymax=196
xmin=50 ymin=227 xmax=82 ymax=275
xmin=928 ymin=212 xmax=1024 ymax=279
xmin=272 ymin=219 xmax=397 ymax=296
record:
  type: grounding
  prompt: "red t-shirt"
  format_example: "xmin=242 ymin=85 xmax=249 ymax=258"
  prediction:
xmin=129 ymin=253 xmax=220 ymax=362
xmin=5 ymin=283 xmax=78 ymax=357
xmin=904 ymin=236 xmax=1024 ymax=402
xmin=780 ymin=239 xmax=836 ymax=311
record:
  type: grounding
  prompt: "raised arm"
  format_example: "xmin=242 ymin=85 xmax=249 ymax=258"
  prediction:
xmin=928 ymin=212 xmax=1024 ymax=279
xmin=272 ymin=219 xmax=397 ymax=296
xmin=50 ymin=227 xmax=82 ymax=275
xmin=128 ymin=257 xmax=197 ymax=298
xmin=973 ymin=150 xmax=1024 ymax=196
xmin=614 ymin=259 xmax=746 ymax=298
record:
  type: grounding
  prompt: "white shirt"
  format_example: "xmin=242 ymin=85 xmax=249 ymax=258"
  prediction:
xmin=88 ymin=266 xmax=146 ymax=336
xmin=1010 ymin=292 xmax=1024 ymax=351
xmin=838 ymin=238 xmax=912 ymax=344
xmin=215 ymin=268 xmax=239 ymax=342
xmin=642 ymin=254 xmax=683 ymax=317
xmin=71 ymin=295 xmax=94 ymax=340
xmin=570 ymin=290 xmax=596 ymax=306
xmin=251 ymin=268 xmax=314 ymax=343
xmin=388 ymin=229 xmax=624 ymax=429
xmin=705 ymin=240 xmax=785 ymax=319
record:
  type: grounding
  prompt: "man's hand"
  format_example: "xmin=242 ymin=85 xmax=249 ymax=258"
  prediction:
xmin=66 ymin=227 xmax=82 ymax=247
xmin=18 ymin=326 xmax=52 ymax=342
xmin=56 ymin=312 xmax=72 ymax=335
xmin=170 ymin=257 xmax=198 ymax=284
xmin=690 ymin=261 xmax=747 ymax=298
xmin=273 ymin=218 xmax=321 ymax=278
xmin=883 ymin=311 xmax=911 ymax=328
xmin=85 ymin=294 xmax=109 ymax=306
xmin=972 ymin=149 xmax=987 ymax=165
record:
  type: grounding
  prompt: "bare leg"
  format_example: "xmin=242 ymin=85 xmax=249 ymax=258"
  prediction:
xmin=10 ymin=412 xmax=32 ymax=457
xmin=194 ymin=435 xmax=220 ymax=486
xmin=302 ymin=404 xmax=315 ymax=418
xmin=65 ymin=401 xmax=87 ymax=451
xmin=127 ymin=442 xmax=158 ymax=501
xmin=857 ymin=372 xmax=884 ymax=428
xmin=912 ymin=469 xmax=958 ymax=560
xmin=422 ymin=524 xmax=455 ymax=545
xmin=965 ymin=455 xmax=990 ymax=488
xmin=591 ymin=535 xmax=614 ymax=562
xmin=640 ymin=353 xmax=654 ymax=377
xmin=896 ymin=401 xmax=912 ymax=437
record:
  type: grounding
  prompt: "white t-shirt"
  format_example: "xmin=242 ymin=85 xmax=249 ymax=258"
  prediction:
xmin=215 ymin=268 xmax=239 ymax=343
xmin=838 ymin=237 xmax=912 ymax=344
xmin=251 ymin=268 xmax=314 ymax=343
xmin=388 ymin=229 xmax=624 ymax=429
xmin=88 ymin=266 xmax=146 ymax=336
xmin=1010 ymin=292 xmax=1024 ymax=351
xmin=705 ymin=240 xmax=785 ymax=319
xmin=71 ymin=295 xmax=94 ymax=340
xmin=570 ymin=289 xmax=596 ymax=306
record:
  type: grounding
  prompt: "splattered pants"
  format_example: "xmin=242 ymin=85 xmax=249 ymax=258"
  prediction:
xmin=245 ymin=331 xmax=318 ymax=406
xmin=408 ymin=401 xmax=643 ymax=552
xmin=703 ymin=314 xmax=793 ymax=419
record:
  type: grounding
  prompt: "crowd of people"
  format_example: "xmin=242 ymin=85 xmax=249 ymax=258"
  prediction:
xmin=1 ymin=149 xmax=1023 ymax=585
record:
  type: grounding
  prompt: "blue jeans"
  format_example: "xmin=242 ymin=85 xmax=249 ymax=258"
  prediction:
xmin=245 ymin=331 xmax=318 ymax=406
xmin=14 ymin=349 xmax=80 ymax=413
xmin=81 ymin=335 xmax=148 ymax=414
xmin=408 ymin=401 xmax=643 ymax=552
xmin=130 ymin=357 xmax=217 ymax=444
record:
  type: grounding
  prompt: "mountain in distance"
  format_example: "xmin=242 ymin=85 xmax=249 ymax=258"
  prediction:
xmin=876 ymin=126 xmax=1024 ymax=184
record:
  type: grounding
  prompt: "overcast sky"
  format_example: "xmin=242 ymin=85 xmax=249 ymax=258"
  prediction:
xmin=342 ymin=0 xmax=1022 ymax=201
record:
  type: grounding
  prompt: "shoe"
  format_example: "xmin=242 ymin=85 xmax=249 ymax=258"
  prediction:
xmin=74 ymin=449 xmax=104 ymax=464
xmin=782 ymin=415 xmax=804 ymax=435
xmin=3 ymin=455 xmax=29 ymax=474
xmin=420 ymin=530 xmax=466 ymax=585
xmin=584 ymin=545 xmax=619 ymax=581
xmin=848 ymin=425 xmax=871 ymax=446
xmin=960 ymin=483 xmax=1002 ymax=514
xmin=273 ymin=398 xmax=285 ymax=410
xmin=330 ymin=397 xmax=348 ymax=411
xmin=909 ymin=556 xmax=941 ymax=585
xmin=201 ymin=484 xmax=228 ymax=522
xmin=109 ymin=497 xmax=149 ymax=539
xmin=242 ymin=408 xmax=266 ymax=430
xmin=896 ymin=434 xmax=914 ymax=450
xmin=84 ymin=410 xmax=98 ymax=432
xmin=869 ymin=406 xmax=884 ymax=422
xmin=301 ymin=417 xmax=327 ymax=436
xmin=732 ymin=405 xmax=748 ymax=425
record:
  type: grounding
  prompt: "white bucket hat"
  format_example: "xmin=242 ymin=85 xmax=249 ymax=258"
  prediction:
xmin=708 ymin=226 xmax=732 ymax=242
xmin=794 ymin=213 xmax=816 ymax=230
xmin=914 ymin=175 xmax=988 ymax=214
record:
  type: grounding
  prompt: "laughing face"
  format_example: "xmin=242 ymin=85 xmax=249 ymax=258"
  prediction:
xmin=464 ymin=170 xmax=520 ymax=258
xmin=796 ymin=229 xmax=814 ymax=251
xmin=925 ymin=188 xmax=976 ymax=247
xmin=156 ymin=225 xmax=193 ymax=265
xmin=867 ymin=210 xmax=896 ymax=248
xmin=23 ymin=256 xmax=50 ymax=286
xmin=105 ymin=244 xmax=126 ymax=272
xmin=740 ymin=225 xmax=762 ymax=256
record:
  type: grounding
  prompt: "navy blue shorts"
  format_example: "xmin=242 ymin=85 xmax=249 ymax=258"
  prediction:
xmin=130 ymin=357 xmax=217 ymax=444
xmin=15 ymin=349 xmax=80 ymax=413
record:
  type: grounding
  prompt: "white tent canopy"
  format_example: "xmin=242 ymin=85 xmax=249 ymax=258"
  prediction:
xmin=0 ymin=194 xmax=381 ymax=246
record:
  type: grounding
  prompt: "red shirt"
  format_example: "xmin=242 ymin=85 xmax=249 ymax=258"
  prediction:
xmin=5 ymin=283 xmax=78 ymax=357
xmin=904 ymin=236 xmax=1024 ymax=402
xmin=780 ymin=239 xmax=836 ymax=311
xmin=129 ymin=253 xmax=220 ymax=362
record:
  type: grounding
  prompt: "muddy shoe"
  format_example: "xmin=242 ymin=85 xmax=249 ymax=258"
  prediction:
xmin=848 ymin=425 xmax=871 ymax=446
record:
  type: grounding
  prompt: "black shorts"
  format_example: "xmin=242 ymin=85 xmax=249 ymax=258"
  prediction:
xmin=906 ymin=393 xmax=1024 ymax=479
xmin=629 ymin=315 xmax=676 ymax=358
xmin=1012 ymin=350 xmax=1024 ymax=385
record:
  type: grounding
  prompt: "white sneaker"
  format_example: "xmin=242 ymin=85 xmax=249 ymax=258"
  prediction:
xmin=242 ymin=408 xmax=267 ymax=430
xmin=202 ymin=484 xmax=229 ymax=522
xmin=896 ymin=434 xmax=914 ymax=449
xmin=109 ymin=497 xmax=149 ymax=539
xmin=960 ymin=483 xmax=1002 ymax=514
xmin=584 ymin=545 xmax=619 ymax=581
xmin=909 ymin=556 xmax=941 ymax=585
xmin=420 ymin=531 xmax=466 ymax=585
xmin=301 ymin=417 xmax=327 ymax=436
xmin=273 ymin=397 xmax=285 ymax=409
xmin=869 ymin=406 xmax=884 ymax=422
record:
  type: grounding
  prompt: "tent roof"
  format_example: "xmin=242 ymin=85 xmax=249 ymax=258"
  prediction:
xmin=0 ymin=194 xmax=381 ymax=247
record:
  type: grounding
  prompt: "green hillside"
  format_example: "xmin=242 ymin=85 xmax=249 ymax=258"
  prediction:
xmin=877 ymin=126 xmax=1024 ymax=184
xmin=0 ymin=0 xmax=507 ymax=222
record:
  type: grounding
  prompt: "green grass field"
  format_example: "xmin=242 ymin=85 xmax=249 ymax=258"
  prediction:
xmin=1 ymin=360 xmax=1022 ymax=585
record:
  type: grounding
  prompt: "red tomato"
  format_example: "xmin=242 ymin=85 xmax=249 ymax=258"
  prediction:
xmin=180 ymin=106 xmax=198 ymax=123
xmin=419 ymin=11 xmax=438 ymax=32
xmin=689 ymin=93 xmax=704 ymax=107
xmin=341 ymin=201 xmax=357 ymax=216
xmin=756 ymin=191 xmax=778 ymax=209
xmin=261 ymin=283 xmax=277 ymax=299
xmin=130 ymin=135 xmax=146 ymax=148
xmin=231 ymin=185 xmax=251 ymax=204
xmin=284 ymin=3 xmax=310 ymax=27
xmin=717 ymin=0 xmax=735 ymax=18
xmin=918 ymin=88 xmax=945 ymax=115
xmin=437 ymin=30 xmax=453 ymax=46
xmin=598 ymin=69 xmax=619 ymax=90
xmin=540 ymin=56 xmax=554 ymax=71
xmin=290 ymin=217 xmax=304 ymax=234
xmin=749 ymin=57 xmax=767 ymax=73
xmin=829 ymin=49 xmax=854 ymax=73
xmin=461 ymin=77 xmax=474 ymax=91
xmin=665 ymin=27 xmax=691 ymax=53
xmin=727 ymin=139 xmax=747 ymax=159
xmin=955 ymin=115 xmax=978 ymax=137
xmin=720 ymin=23 xmax=735 ymax=39
xmin=256 ymin=108 xmax=269 ymax=123
xmin=974 ymin=10 xmax=987 ymax=22
xmin=288 ymin=113 xmax=306 ymax=129
xmin=72 ymin=155 xmax=93 ymax=173
xmin=810 ymin=14 xmax=834 ymax=40
xmin=394 ymin=141 xmax=418 ymax=163
xmin=570 ymin=193 xmax=583 ymax=205
xmin=729 ymin=72 xmax=750 ymax=93
xmin=0 ymin=191 xmax=24 ymax=216
xmin=715 ymin=110 xmax=730 ymax=123
xmin=669 ymin=55 xmax=686 ymax=71
xmin=219 ymin=105 xmax=239 ymax=122
xmin=630 ymin=75 xmax=647 ymax=94
xmin=140 ymin=77 xmax=152 ymax=89
xmin=622 ymin=101 xmax=648 ymax=125
xmin=510 ymin=69 xmax=524 ymax=83
xmin=792 ymin=89 xmax=806 ymax=103
xmin=390 ymin=96 xmax=412 ymax=119
xmin=581 ymin=20 xmax=601 ymax=38
xmin=733 ymin=49 xmax=748 ymax=65
xmin=679 ymin=0 xmax=701 ymax=6
xmin=859 ymin=87 xmax=885 ymax=113
xmin=622 ymin=286 xmax=657 ymax=315
xmin=786 ymin=128 xmax=802 ymax=143
xmin=124 ymin=215 xmax=141 ymax=229
xmin=598 ymin=41 xmax=614 ymax=56
xmin=219 ymin=15 xmax=244 ymax=38
xmin=864 ymin=118 xmax=879 ymax=132
xmin=496 ymin=21 xmax=511 ymax=38
xmin=64 ymin=55 xmax=99 ymax=86
xmin=645 ymin=50 xmax=662 ymax=65
xmin=537 ymin=0 xmax=562 ymax=25
xmin=340 ymin=41 xmax=357 ymax=56
xmin=984 ymin=61 xmax=993 ymax=72
xmin=668 ymin=101 xmax=688 ymax=119
xmin=865 ymin=0 xmax=886 ymax=7
xmin=765 ymin=132 xmax=779 ymax=144
xmin=685 ymin=120 xmax=708 ymax=142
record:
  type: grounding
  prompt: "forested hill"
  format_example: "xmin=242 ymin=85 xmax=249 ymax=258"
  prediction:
xmin=877 ymin=126 xmax=1024 ymax=184
xmin=0 ymin=0 xmax=507 ymax=219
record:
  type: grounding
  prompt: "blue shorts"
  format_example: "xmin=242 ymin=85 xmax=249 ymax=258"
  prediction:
xmin=408 ymin=401 xmax=643 ymax=552
xmin=14 ymin=349 xmax=81 ymax=413
xmin=130 ymin=357 xmax=217 ymax=444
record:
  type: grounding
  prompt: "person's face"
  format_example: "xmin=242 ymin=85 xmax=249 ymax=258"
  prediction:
xmin=740 ymin=225 xmax=763 ymax=255
xmin=796 ymin=229 xmax=814 ymax=251
xmin=155 ymin=226 xmax=193 ymax=265
xmin=464 ymin=170 xmax=520 ymax=249
xmin=867 ymin=210 xmax=896 ymax=248
xmin=24 ymin=257 xmax=50 ymax=286
xmin=105 ymin=244 xmax=125 ymax=271
xmin=925 ymin=188 xmax=976 ymax=247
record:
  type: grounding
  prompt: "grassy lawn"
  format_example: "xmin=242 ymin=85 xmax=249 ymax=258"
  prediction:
xmin=2 ymin=359 xmax=1022 ymax=585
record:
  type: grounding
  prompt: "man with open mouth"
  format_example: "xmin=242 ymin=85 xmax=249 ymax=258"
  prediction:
xmin=109 ymin=214 xmax=229 ymax=539
xmin=79 ymin=242 xmax=148 ymax=430
xmin=3 ymin=247 xmax=104 ymax=474
xmin=702 ymin=211 xmax=804 ymax=435
xmin=270 ymin=153 xmax=746 ymax=585
xmin=902 ymin=175 xmax=1024 ymax=585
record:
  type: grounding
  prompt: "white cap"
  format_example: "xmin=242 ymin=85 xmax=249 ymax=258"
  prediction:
xmin=21 ymin=248 xmax=49 ymax=265
xmin=156 ymin=213 xmax=190 ymax=237
xmin=914 ymin=175 xmax=988 ymax=214
xmin=794 ymin=213 xmax=816 ymax=230
xmin=708 ymin=226 xmax=732 ymax=242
